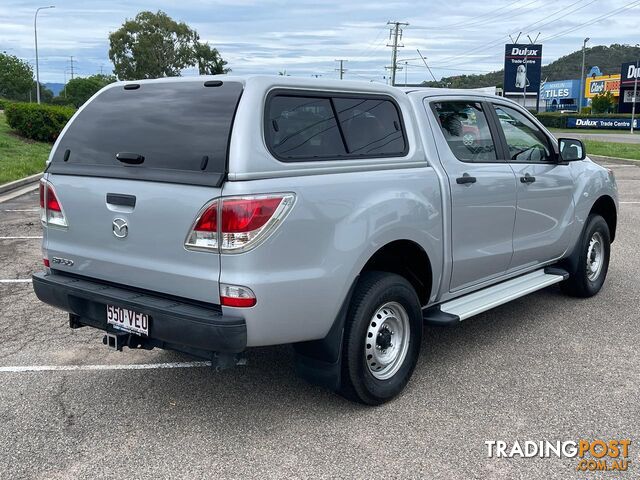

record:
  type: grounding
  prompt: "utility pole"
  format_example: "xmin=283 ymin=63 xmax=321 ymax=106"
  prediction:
xmin=69 ymin=56 xmax=75 ymax=80
xmin=579 ymin=37 xmax=590 ymax=112
xmin=631 ymin=59 xmax=639 ymax=134
xmin=34 ymin=5 xmax=55 ymax=104
xmin=335 ymin=59 xmax=347 ymax=79
xmin=404 ymin=61 xmax=408 ymax=86
xmin=522 ymin=33 xmax=540 ymax=111
xmin=386 ymin=21 xmax=408 ymax=86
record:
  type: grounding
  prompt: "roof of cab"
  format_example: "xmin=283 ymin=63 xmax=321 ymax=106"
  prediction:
xmin=105 ymin=74 xmax=503 ymax=101
xmin=106 ymin=74 xmax=501 ymax=99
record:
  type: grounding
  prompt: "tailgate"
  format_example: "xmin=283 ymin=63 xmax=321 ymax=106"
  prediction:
xmin=41 ymin=79 xmax=243 ymax=304
xmin=45 ymin=175 xmax=222 ymax=304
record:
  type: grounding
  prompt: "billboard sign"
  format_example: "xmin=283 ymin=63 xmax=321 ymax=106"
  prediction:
xmin=540 ymin=80 xmax=580 ymax=100
xmin=567 ymin=117 xmax=638 ymax=130
xmin=620 ymin=61 xmax=640 ymax=86
xmin=622 ymin=90 xmax=638 ymax=103
xmin=584 ymin=75 xmax=620 ymax=98
xmin=503 ymin=44 xmax=543 ymax=94
xmin=619 ymin=61 xmax=640 ymax=113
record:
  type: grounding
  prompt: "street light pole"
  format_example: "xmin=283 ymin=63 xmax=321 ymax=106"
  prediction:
xmin=579 ymin=37 xmax=590 ymax=112
xmin=34 ymin=5 xmax=55 ymax=105
xmin=631 ymin=59 xmax=639 ymax=134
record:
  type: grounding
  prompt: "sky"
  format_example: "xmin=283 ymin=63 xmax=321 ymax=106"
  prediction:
xmin=1 ymin=0 xmax=639 ymax=85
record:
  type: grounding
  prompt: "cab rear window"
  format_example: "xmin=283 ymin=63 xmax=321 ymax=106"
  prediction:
xmin=48 ymin=81 xmax=243 ymax=187
xmin=266 ymin=92 xmax=407 ymax=161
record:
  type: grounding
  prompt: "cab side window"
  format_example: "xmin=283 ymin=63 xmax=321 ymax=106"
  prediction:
xmin=433 ymin=102 xmax=497 ymax=163
xmin=266 ymin=93 xmax=407 ymax=162
xmin=493 ymin=105 xmax=553 ymax=163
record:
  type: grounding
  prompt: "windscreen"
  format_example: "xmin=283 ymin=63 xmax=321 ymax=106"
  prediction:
xmin=49 ymin=81 xmax=243 ymax=187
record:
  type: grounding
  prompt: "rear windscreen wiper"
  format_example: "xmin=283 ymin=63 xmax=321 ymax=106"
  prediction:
xmin=116 ymin=152 xmax=145 ymax=165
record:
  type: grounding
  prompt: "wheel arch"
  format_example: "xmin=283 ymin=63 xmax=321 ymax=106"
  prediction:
xmin=360 ymin=239 xmax=433 ymax=306
xmin=589 ymin=195 xmax=617 ymax=242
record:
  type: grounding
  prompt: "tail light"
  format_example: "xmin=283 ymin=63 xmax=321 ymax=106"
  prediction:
xmin=220 ymin=283 xmax=256 ymax=308
xmin=185 ymin=199 xmax=219 ymax=251
xmin=39 ymin=179 xmax=68 ymax=228
xmin=185 ymin=193 xmax=295 ymax=254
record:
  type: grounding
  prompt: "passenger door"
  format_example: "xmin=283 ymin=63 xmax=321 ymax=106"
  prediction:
xmin=491 ymin=104 xmax=575 ymax=270
xmin=429 ymin=100 xmax=517 ymax=292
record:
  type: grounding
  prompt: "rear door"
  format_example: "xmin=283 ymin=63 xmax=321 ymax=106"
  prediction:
xmin=44 ymin=80 xmax=243 ymax=304
xmin=428 ymin=99 xmax=517 ymax=292
xmin=490 ymin=103 xmax=575 ymax=270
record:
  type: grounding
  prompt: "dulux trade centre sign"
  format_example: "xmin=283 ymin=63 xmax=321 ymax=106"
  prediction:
xmin=618 ymin=61 xmax=640 ymax=114
xmin=567 ymin=117 xmax=638 ymax=129
xmin=503 ymin=44 xmax=543 ymax=94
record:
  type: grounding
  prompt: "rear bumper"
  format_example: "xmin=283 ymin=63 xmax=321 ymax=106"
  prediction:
xmin=32 ymin=271 xmax=246 ymax=354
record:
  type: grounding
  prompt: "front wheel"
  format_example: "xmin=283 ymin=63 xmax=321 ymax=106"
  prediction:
xmin=561 ymin=214 xmax=611 ymax=298
xmin=339 ymin=271 xmax=423 ymax=405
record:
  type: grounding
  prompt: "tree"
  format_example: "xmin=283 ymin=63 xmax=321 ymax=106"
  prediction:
xmin=591 ymin=90 xmax=615 ymax=114
xmin=64 ymin=74 xmax=116 ymax=107
xmin=31 ymin=84 xmax=53 ymax=103
xmin=0 ymin=52 xmax=33 ymax=100
xmin=194 ymin=42 xmax=230 ymax=75
xmin=109 ymin=11 xmax=198 ymax=80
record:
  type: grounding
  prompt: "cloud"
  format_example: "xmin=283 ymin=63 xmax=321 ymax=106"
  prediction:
xmin=1 ymin=0 xmax=637 ymax=84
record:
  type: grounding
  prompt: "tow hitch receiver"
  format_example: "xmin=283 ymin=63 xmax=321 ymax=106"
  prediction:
xmin=103 ymin=332 xmax=129 ymax=351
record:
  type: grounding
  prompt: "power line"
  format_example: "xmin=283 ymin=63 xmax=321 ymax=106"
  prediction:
xmin=429 ymin=0 xmax=597 ymax=69
xmin=543 ymin=0 xmax=640 ymax=42
xmin=352 ymin=26 xmax=389 ymax=59
xmin=417 ymin=0 xmax=541 ymax=31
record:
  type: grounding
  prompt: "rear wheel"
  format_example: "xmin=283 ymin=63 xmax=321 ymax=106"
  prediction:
xmin=561 ymin=214 xmax=611 ymax=298
xmin=339 ymin=271 xmax=423 ymax=405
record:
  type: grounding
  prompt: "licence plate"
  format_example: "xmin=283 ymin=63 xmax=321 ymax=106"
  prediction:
xmin=106 ymin=305 xmax=149 ymax=336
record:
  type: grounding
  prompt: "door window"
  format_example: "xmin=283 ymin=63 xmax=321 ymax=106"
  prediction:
xmin=494 ymin=105 xmax=553 ymax=162
xmin=433 ymin=101 xmax=497 ymax=163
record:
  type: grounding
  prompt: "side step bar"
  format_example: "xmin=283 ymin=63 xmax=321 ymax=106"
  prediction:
xmin=423 ymin=267 xmax=569 ymax=326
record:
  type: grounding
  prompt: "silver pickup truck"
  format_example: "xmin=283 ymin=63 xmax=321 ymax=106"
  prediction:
xmin=33 ymin=76 xmax=618 ymax=404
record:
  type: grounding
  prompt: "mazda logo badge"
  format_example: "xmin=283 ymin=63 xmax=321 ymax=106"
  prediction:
xmin=112 ymin=218 xmax=128 ymax=238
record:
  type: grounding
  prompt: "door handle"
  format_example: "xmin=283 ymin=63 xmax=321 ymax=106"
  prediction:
xmin=456 ymin=173 xmax=477 ymax=185
xmin=520 ymin=173 xmax=536 ymax=184
xmin=106 ymin=193 xmax=136 ymax=207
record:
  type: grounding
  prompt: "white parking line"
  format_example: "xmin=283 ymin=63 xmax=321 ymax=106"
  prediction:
xmin=0 ymin=279 xmax=32 ymax=283
xmin=620 ymin=202 xmax=640 ymax=204
xmin=0 ymin=361 xmax=213 ymax=373
xmin=0 ymin=236 xmax=42 ymax=239
xmin=2 ymin=208 xmax=39 ymax=212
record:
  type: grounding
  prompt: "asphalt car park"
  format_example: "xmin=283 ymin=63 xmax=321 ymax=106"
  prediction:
xmin=0 ymin=160 xmax=638 ymax=479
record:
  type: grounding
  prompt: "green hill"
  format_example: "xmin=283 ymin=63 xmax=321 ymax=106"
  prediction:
xmin=422 ymin=44 xmax=640 ymax=88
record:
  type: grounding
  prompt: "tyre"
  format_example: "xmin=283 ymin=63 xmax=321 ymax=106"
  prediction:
xmin=561 ymin=214 xmax=611 ymax=298
xmin=339 ymin=271 xmax=423 ymax=405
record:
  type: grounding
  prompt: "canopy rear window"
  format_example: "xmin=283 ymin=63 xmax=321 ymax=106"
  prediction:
xmin=48 ymin=81 xmax=243 ymax=187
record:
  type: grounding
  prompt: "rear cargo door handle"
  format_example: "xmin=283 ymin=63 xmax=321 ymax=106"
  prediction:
xmin=106 ymin=193 xmax=136 ymax=207
xmin=520 ymin=173 xmax=536 ymax=184
xmin=116 ymin=152 xmax=145 ymax=164
xmin=456 ymin=173 xmax=477 ymax=185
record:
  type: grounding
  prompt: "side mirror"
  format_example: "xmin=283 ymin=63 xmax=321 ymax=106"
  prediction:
xmin=558 ymin=138 xmax=586 ymax=162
